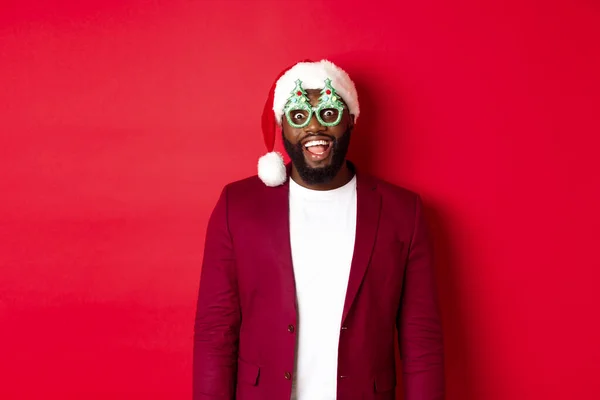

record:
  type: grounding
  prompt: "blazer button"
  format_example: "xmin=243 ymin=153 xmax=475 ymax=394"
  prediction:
xmin=288 ymin=324 xmax=295 ymax=333
xmin=284 ymin=371 xmax=292 ymax=380
xmin=341 ymin=326 xmax=348 ymax=330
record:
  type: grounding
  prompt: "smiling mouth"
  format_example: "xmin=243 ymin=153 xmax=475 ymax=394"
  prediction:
xmin=303 ymin=138 xmax=333 ymax=161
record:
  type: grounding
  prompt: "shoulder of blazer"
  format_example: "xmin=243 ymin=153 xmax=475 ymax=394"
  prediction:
xmin=219 ymin=173 xmax=289 ymax=219
xmin=224 ymin=174 xmax=268 ymax=195
xmin=359 ymin=173 xmax=420 ymax=207
xmin=225 ymin=173 xmax=289 ymax=195
xmin=219 ymin=164 xmax=423 ymax=211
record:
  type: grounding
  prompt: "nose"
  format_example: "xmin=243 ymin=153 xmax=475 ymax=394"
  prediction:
xmin=304 ymin=112 xmax=327 ymax=134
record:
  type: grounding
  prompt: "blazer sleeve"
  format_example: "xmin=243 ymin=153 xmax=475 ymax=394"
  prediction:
xmin=193 ymin=186 xmax=240 ymax=400
xmin=397 ymin=195 xmax=445 ymax=399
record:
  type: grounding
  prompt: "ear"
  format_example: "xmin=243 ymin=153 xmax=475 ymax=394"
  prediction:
xmin=349 ymin=114 xmax=356 ymax=130
xmin=281 ymin=115 xmax=294 ymax=140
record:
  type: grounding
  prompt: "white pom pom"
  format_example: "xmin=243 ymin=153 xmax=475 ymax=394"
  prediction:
xmin=258 ymin=151 xmax=287 ymax=187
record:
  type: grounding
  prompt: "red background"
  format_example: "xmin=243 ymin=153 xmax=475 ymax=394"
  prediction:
xmin=1 ymin=1 xmax=599 ymax=399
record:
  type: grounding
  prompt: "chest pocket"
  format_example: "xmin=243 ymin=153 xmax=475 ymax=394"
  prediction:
xmin=374 ymin=368 xmax=397 ymax=392
xmin=366 ymin=238 xmax=405 ymax=296
xmin=371 ymin=238 xmax=405 ymax=266
xmin=237 ymin=358 xmax=260 ymax=386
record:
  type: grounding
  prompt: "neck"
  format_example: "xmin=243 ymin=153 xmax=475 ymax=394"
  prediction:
xmin=290 ymin=161 xmax=354 ymax=191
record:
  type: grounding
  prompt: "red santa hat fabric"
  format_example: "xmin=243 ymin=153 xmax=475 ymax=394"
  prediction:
xmin=258 ymin=59 xmax=359 ymax=187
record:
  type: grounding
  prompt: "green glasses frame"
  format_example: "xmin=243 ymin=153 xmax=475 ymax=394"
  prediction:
xmin=283 ymin=78 xmax=346 ymax=128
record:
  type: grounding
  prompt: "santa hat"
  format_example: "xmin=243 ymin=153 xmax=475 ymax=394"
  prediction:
xmin=258 ymin=59 xmax=360 ymax=187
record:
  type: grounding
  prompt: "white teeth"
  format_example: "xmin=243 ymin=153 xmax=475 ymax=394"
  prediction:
xmin=304 ymin=140 xmax=329 ymax=147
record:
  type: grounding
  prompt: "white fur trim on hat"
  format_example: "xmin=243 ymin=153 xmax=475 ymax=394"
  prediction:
xmin=272 ymin=59 xmax=359 ymax=125
xmin=258 ymin=151 xmax=287 ymax=187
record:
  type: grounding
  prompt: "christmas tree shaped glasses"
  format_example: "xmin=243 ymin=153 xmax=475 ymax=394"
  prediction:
xmin=283 ymin=78 xmax=346 ymax=128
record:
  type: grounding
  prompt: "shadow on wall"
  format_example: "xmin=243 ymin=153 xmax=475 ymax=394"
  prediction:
xmin=326 ymin=52 xmax=476 ymax=400
xmin=340 ymin=59 xmax=381 ymax=174
xmin=424 ymin=204 xmax=476 ymax=400
xmin=327 ymin=51 xmax=410 ymax=177
xmin=345 ymin=72 xmax=377 ymax=171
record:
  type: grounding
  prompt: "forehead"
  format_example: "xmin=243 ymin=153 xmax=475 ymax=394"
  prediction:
xmin=301 ymin=88 xmax=347 ymax=108
xmin=305 ymin=89 xmax=320 ymax=105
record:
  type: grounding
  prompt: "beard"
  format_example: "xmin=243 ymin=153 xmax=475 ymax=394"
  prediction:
xmin=282 ymin=128 xmax=352 ymax=186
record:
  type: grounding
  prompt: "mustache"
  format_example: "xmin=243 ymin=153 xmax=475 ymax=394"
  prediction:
xmin=296 ymin=133 xmax=337 ymax=145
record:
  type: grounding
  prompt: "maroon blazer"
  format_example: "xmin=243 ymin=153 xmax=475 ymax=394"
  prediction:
xmin=193 ymin=165 xmax=444 ymax=400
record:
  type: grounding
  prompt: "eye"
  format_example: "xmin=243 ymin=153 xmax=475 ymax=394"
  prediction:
xmin=320 ymin=108 xmax=339 ymax=121
xmin=290 ymin=109 xmax=309 ymax=123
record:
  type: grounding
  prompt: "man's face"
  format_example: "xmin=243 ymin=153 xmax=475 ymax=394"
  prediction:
xmin=282 ymin=89 xmax=355 ymax=185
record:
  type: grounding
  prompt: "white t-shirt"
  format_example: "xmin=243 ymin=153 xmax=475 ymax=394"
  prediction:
xmin=289 ymin=175 xmax=357 ymax=400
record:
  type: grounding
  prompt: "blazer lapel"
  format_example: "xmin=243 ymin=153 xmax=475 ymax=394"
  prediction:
xmin=261 ymin=174 xmax=297 ymax=316
xmin=342 ymin=172 xmax=381 ymax=324
xmin=261 ymin=164 xmax=381 ymax=322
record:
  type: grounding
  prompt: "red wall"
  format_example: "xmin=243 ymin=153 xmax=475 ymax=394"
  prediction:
xmin=1 ymin=1 xmax=599 ymax=399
